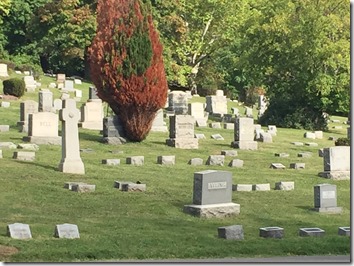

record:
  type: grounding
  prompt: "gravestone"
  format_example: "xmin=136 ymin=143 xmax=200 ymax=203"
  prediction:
xmin=210 ymin=122 xmax=221 ymax=129
xmin=74 ymin=79 xmax=82 ymax=85
xmin=0 ymin=150 xmax=2 ymax=159
xmin=183 ymin=170 xmax=240 ymax=218
xmin=17 ymin=143 xmax=39 ymax=151
xmin=228 ymin=159 xmax=244 ymax=168
xmin=275 ymin=153 xmax=289 ymax=157
xmin=195 ymin=133 xmax=206 ymax=139
xmin=253 ymin=184 xmax=270 ymax=191
xmin=64 ymin=182 xmax=87 ymax=190
xmin=23 ymin=112 xmax=61 ymax=145
xmin=13 ymin=151 xmax=35 ymax=161
xmin=126 ymin=156 xmax=144 ymax=166
xmin=314 ymin=131 xmax=323 ymax=139
xmin=270 ymin=163 xmax=286 ymax=169
xmin=58 ymin=99 xmax=85 ymax=174
xmin=298 ymin=152 xmax=312 ymax=158
xmin=0 ymin=63 xmax=9 ymax=77
xmin=313 ymin=184 xmax=342 ymax=213
xmin=1 ymin=101 xmax=10 ymax=108
xmin=23 ymin=76 xmax=37 ymax=92
xmin=304 ymin=132 xmax=316 ymax=139
xmin=79 ymin=100 xmax=104 ymax=130
xmin=259 ymin=227 xmax=284 ymax=239
xmin=0 ymin=125 xmax=9 ymax=132
xmin=224 ymin=123 xmax=234 ymax=130
xmin=151 ymin=109 xmax=168 ymax=132
xmin=290 ymin=163 xmax=305 ymax=169
xmin=167 ymin=91 xmax=188 ymax=115
xmin=338 ymin=227 xmax=350 ymax=236
xmin=260 ymin=131 xmax=272 ymax=143
xmin=61 ymin=93 xmax=70 ymax=100
xmin=211 ymin=134 xmax=224 ymax=140
xmin=318 ymin=146 xmax=350 ymax=180
xmin=188 ymin=102 xmax=207 ymax=121
xmin=114 ymin=181 xmax=134 ymax=190
xmin=53 ymin=99 xmax=63 ymax=112
xmin=54 ymin=224 xmax=80 ymax=239
xmin=102 ymin=159 xmax=120 ymax=166
xmin=38 ymin=89 xmax=53 ymax=112
xmin=63 ymin=80 xmax=75 ymax=91
xmin=233 ymin=184 xmax=252 ymax=191
xmin=121 ymin=183 xmax=146 ymax=192
xmin=231 ymin=107 xmax=239 ymax=116
xmin=218 ymin=225 xmax=244 ymax=240
xmin=275 ymin=181 xmax=294 ymax=190
xmin=7 ymin=223 xmax=32 ymax=239
xmin=188 ymin=158 xmax=203 ymax=165
xmin=258 ymin=95 xmax=267 ymax=118
xmin=74 ymin=89 xmax=82 ymax=100
xmin=89 ymin=86 xmax=99 ymax=100
xmin=206 ymin=155 xmax=225 ymax=166
xmin=157 ymin=155 xmax=175 ymax=165
xmin=72 ymin=183 xmax=95 ymax=192
xmin=299 ymin=228 xmax=325 ymax=237
xmin=166 ymin=115 xmax=198 ymax=149
xmin=195 ymin=118 xmax=207 ymax=127
xmin=205 ymin=91 xmax=227 ymax=115
xmin=305 ymin=142 xmax=318 ymax=147
xmin=102 ymin=116 xmax=127 ymax=144
xmin=221 ymin=150 xmax=238 ymax=156
xmin=0 ymin=142 xmax=17 ymax=149
xmin=291 ymin=142 xmax=304 ymax=146
xmin=231 ymin=117 xmax=258 ymax=150
xmin=56 ymin=74 xmax=66 ymax=84
xmin=244 ymin=107 xmax=253 ymax=118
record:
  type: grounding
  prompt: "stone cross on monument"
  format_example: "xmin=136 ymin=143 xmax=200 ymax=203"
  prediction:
xmin=58 ymin=99 xmax=85 ymax=174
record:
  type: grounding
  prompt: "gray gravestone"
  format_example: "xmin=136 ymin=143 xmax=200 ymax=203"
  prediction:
xmin=167 ymin=91 xmax=188 ymax=115
xmin=183 ymin=170 xmax=240 ymax=218
xmin=58 ymin=99 xmax=85 ymax=174
xmin=38 ymin=89 xmax=53 ymax=112
xmin=166 ymin=115 xmax=198 ymax=149
xmin=231 ymin=117 xmax=258 ymax=150
xmin=89 ymin=86 xmax=99 ymax=100
xmin=313 ymin=184 xmax=342 ymax=213
xmin=18 ymin=100 xmax=38 ymax=132
xmin=318 ymin=146 xmax=350 ymax=180
xmin=218 ymin=225 xmax=244 ymax=240
xmin=299 ymin=228 xmax=325 ymax=237
xmin=54 ymin=223 xmax=80 ymax=239
xmin=102 ymin=116 xmax=127 ymax=144
xmin=259 ymin=227 xmax=284 ymax=239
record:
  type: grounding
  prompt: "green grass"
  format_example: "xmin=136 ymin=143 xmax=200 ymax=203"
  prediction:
xmin=0 ymin=74 xmax=350 ymax=262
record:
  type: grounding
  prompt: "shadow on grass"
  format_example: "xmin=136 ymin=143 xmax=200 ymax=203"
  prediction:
xmin=14 ymin=160 xmax=58 ymax=171
xmin=79 ymin=132 xmax=102 ymax=142
xmin=296 ymin=205 xmax=314 ymax=212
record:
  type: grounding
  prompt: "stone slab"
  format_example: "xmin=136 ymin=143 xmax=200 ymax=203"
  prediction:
xmin=313 ymin=207 xmax=343 ymax=213
xmin=259 ymin=227 xmax=284 ymax=239
xmin=253 ymin=184 xmax=271 ymax=191
xmin=157 ymin=155 xmax=175 ymax=165
xmin=206 ymin=155 xmax=225 ymax=166
xmin=166 ymin=138 xmax=198 ymax=149
xmin=0 ymin=142 xmax=17 ymax=149
xmin=299 ymin=228 xmax=325 ymax=237
xmin=275 ymin=153 xmax=289 ymax=157
xmin=17 ymin=143 xmax=39 ymax=151
xmin=290 ymin=163 xmax=305 ymax=169
xmin=218 ymin=225 xmax=244 ymax=240
xmin=221 ymin=150 xmax=238 ymax=156
xmin=211 ymin=134 xmax=224 ymax=140
xmin=232 ymin=184 xmax=252 ymax=192
xmin=54 ymin=224 xmax=80 ymax=239
xmin=275 ymin=181 xmax=294 ymax=190
xmin=291 ymin=142 xmax=304 ymax=146
xmin=270 ymin=163 xmax=286 ymax=169
xmin=64 ymin=182 xmax=87 ymax=190
xmin=228 ymin=159 xmax=244 ymax=168
xmin=71 ymin=184 xmax=96 ymax=193
xmin=121 ymin=183 xmax=146 ymax=192
xmin=188 ymin=158 xmax=203 ymax=165
xmin=338 ymin=227 xmax=350 ymax=236
xmin=0 ymin=125 xmax=10 ymax=132
xmin=13 ymin=151 xmax=35 ymax=161
xmin=231 ymin=141 xmax=258 ymax=150
xmin=318 ymin=171 xmax=350 ymax=180
xmin=102 ymin=159 xmax=120 ymax=166
xmin=126 ymin=156 xmax=144 ymax=166
xmin=7 ymin=223 xmax=32 ymax=239
xmin=183 ymin=203 xmax=240 ymax=218
xmin=298 ymin=152 xmax=312 ymax=158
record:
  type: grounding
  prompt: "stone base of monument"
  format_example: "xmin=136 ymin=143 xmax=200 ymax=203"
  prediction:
xmin=25 ymin=85 xmax=36 ymax=92
xmin=183 ymin=202 xmax=240 ymax=218
xmin=79 ymin=121 xmax=103 ymax=131
xmin=231 ymin=141 xmax=258 ymax=150
xmin=22 ymin=136 xmax=61 ymax=145
xmin=59 ymin=159 xmax=85 ymax=175
xmin=166 ymin=138 xmax=198 ymax=149
xmin=102 ymin=137 xmax=127 ymax=145
xmin=313 ymin=206 xmax=343 ymax=214
xmin=318 ymin=171 xmax=350 ymax=180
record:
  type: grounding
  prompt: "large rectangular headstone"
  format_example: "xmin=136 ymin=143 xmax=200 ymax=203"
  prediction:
xmin=169 ymin=115 xmax=194 ymax=139
xmin=102 ymin=116 xmax=127 ymax=144
xmin=18 ymin=100 xmax=39 ymax=132
xmin=167 ymin=91 xmax=188 ymax=115
xmin=0 ymin=63 xmax=9 ymax=77
xmin=54 ymin=223 xmax=80 ymax=239
xmin=23 ymin=76 xmax=37 ymax=92
xmin=193 ymin=170 xmax=232 ymax=205
xmin=231 ymin=117 xmax=258 ymax=150
xmin=318 ymin=146 xmax=350 ymax=180
xmin=205 ymin=95 xmax=227 ymax=115
xmin=188 ymin=102 xmax=205 ymax=119
xmin=79 ymin=101 xmax=104 ymax=130
xmin=313 ymin=184 xmax=342 ymax=213
xmin=7 ymin=223 xmax=32 ymax=239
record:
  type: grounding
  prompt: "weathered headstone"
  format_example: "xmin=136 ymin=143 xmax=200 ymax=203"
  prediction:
xmin=13 ymin=151 xmax=35 ymax=161
xmin=188 ymin=158 xmax=203 ymax=165
xmin=188 ymin=102 xmax=206 ymax=121
xmin=270 ymin=163 xmax=286 ymax=169
xmin=205 ymin=92 xmax=227 ymax=116
xmin=121 ymin=183 xmax=146 ymax=192
xmin=23 ymin=112 xmax=61 ymax=145
xmin=291 ymin=142 xmax=304 ymax=146
xmin=167 ymin=91 xmax=188 ymax=115
xmin=63 ymin=80 xmax=75 ymax=91
xmin=233 ymin=184 xmax=252 ymax=192
xmin=259 ymin=227 xmax=284 ymax=239
xmin=23 ymin=76 xmax=37 ymax=92
xmin=224 ymin=123 xmax=234 ymax=130
xmin=0 ymin=63 xmax=9 ymax=77
xmin=183 ymin=170 xmax=240 ymax=218
xmin=338 ymin=227 xmax=350 ymax=236
xmin=79 ymin=100 xmax=104 ymax=130
xmin=114 ymin=181 xmax=134 ymax=190
xmin=253 ymin=184 xmax=270 ymax=191
xmin=318 ymin=146 xmax=350 ymax=180
xmin=290 ymin=163 xmax=305 ymax=169
xmin=56 ymin=74 xmax=66 ymax=84
xmin=211 ymin=134 xmax=224 ymax=140
xmin=244 ymin=107 xmax=253 ymax=118
xmin=157 ymin=155 xmax=175 ymax=165
xmin=54 ymin=224 xmax=80 ymax=239
xmin=298 ymin=152 xmax=312 ymax=158
xmin=221 ymin=150 xmax=238 ymax=156
xmin=72 ymin=183 xmax=95 ymax=192
xmin=304 ymin=132 xmax=316 ymax=139
xmin=166 ymin=115 xmax=198 ymax=149
xmin=260 ymin=131 xmax=272 ymax=143
xmin=206 ymin=155 xmax=225 ymax=166
xmin=314 ymin=131 xmax=323 ymax=139
xmin=275 ymin=181 xmax=294 ymax=191
xmin=231 ymin=117 xmax=258 ymax=150
xmin=313 ymin=184 xmax=342 ymax=213
xmin=126 ymin=156 xmax=144 ymax=166
xmin=89 ymin=86 xmax=99 ymax=100
xmin=218 ymin=225 xmax=244 ymax=240
xmin=102 ymin=159 xmax=120 ymax=166
xmin=17 ymin=143 xmax=39 ymax=151
xmin=0 ymin=125 xmax=9 ymax=132
xmin=7 ymin=223 xmax=32 ymax=239
xmin=53 ymin=99 xmax=63 ymax=112
xmin=228 ymin=159 xmax=244 ymax=168
xmin=1 ymin=101 xmax=10 ymax=108
xmin=102 ymin=116 xmax=127 ymax=144
xmin=195 ymin=133 xmax=206 ymax=139
xmin=58 ymin=99 xmax=85 ymax=174
xmin=275 ymin=153 xmax=289 ymax=158
xmin=38 ymin=89 xmax=53 ymax=112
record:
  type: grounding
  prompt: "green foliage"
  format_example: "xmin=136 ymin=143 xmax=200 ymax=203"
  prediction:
xmin=335 ymin=137 xmax=350 ymax=146
xmin=3 ymin=78 xmax=25 ymax=98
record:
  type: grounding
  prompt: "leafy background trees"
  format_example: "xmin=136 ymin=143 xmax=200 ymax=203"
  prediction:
xmin=0 ymin=0 xmax=350 ymax=130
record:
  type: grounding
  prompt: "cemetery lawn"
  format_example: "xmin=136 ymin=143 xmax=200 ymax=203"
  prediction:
xmin=0 ymin=75 xmax=350 ymax=262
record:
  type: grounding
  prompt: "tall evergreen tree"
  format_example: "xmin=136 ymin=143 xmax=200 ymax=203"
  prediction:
xmin=88 ymin=0 xmax=168 ymax=141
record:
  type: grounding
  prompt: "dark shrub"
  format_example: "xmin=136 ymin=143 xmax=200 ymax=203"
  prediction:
xmin=335 ymin=137 xmax=350 ymax=146
xmin=3 ymin=78 xmax=25 ymax=98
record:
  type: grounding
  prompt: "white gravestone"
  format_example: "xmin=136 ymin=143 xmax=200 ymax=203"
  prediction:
xmin=54 ymin=223 xmax=80 ymax=239
xmin=23 ymin=112 xmax=61 ymax=145
xmin=58 ymin=99 xmax=85 ymax=174
xmin=7 ymin=223 xmax=32 ymax=239
xmin=166 ymin=115 xmax=198 ymax=149
xmin=231 ymin=117 xmax=258 ymax=150
xmin=79 ymin=100 xmax=104 ymax=130
xmin=151 ymin=109 xmax=168 ymax=132
xmin=318 ymin=146 xmax=350 ymax=180
xmin=18 ymin=100 xmax=39 ymax=133
xmin=0 ymin=63 xmax=9 ymax=77
xmin=63 ymin=80 xmax=75 ymax=91
xmin=23 ymin=76 xmax=37 ymax=92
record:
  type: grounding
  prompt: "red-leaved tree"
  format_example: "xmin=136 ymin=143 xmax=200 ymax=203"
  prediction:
xmin=88 ymin=0 xmax=168 ymax=141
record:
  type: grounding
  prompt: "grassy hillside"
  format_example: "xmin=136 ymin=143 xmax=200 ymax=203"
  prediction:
xmin=0 ymin=73 xmax=350 ymax=262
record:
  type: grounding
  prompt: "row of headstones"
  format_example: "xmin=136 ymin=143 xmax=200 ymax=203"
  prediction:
xmin=183 ymin=170 xmax=344 ymax=218
xmin=233 ymin=182 xmax=295 ymax=191
xmin=217 ymin=225 xmax=350 ymax=240
xmin=6 ymin=222 xmax=350 ymax=241
xmin=7 ymin=223 xmax=80 ymax=239
xmin=64 ymin=181 xmax=146 ymax=193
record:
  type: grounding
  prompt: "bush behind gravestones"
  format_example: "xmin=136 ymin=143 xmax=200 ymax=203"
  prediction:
xmin=335 ymin=137 xmax=350 ymax=146
xmin=3 ymin=78 xmax=25 ymax=98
